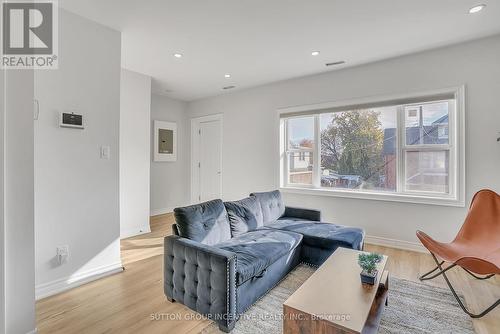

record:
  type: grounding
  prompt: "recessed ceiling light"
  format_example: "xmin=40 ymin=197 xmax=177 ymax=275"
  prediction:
xmin=222 ymin=85 xmax=235 ymax=90
xmin=325 ymin=61 xmax=346 ymax=66
xmin=311 ymin=51 xmax=320 ymax=56
xmin=468 ymin=4 xmax=486 ymax=14
xmin=173 ymin=53 xmax=183 ymax=58
xmin=224 ymin=74 xmax=231 ymax=78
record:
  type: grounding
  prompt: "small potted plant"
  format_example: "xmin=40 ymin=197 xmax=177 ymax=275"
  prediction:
xmin=358 ymin=253 xmax=383 ymax=285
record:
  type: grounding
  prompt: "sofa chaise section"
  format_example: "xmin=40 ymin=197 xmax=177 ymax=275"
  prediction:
xmin=251 ymin=190 xmax=365 ymax=265
xmin=264 ymin=218 xmax=365 ymax=265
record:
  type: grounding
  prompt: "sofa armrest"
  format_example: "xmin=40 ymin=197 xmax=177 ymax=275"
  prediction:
xmin=164 ymin=235 xmax=237 ymax=332
xmin=283 ymin=206 xmax=321 ymax=221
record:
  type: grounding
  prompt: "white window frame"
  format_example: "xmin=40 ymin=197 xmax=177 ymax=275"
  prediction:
xmin=278 ymin=86 xmax=465 ymax=207
xmin=283 ymin=115 xmax=319 ymax=188
xmin=398 ymin=100 xmax=455 ymax=198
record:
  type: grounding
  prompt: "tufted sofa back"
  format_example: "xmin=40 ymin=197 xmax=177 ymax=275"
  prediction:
xmin=173 ymin=199 xmax=232 ymax=245
xmin=250 ymin=190 xmax=285 ymax=225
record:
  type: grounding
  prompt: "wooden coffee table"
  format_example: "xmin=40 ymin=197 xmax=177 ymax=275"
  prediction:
xmin=283 ymin=248 xmax=389 ymax=334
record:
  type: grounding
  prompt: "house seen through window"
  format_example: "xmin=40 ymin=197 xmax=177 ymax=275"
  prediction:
xmin=282 ymin=95 xmax=457 ymax=200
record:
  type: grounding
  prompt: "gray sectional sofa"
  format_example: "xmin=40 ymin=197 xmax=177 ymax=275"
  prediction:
xmin=164 ymin=190 xmax=364 ymax=332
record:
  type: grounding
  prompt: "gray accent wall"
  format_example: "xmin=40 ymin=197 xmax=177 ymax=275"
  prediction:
xmin=150 ymin=94 xmax=190 ymax=215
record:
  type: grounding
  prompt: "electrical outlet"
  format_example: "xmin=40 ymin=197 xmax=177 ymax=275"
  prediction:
xmin=56 ymin=245 xmax=69 ymax=265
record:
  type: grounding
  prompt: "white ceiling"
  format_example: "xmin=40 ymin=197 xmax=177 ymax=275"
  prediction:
xmin=60 ymin=0 xmax=500 ymax=101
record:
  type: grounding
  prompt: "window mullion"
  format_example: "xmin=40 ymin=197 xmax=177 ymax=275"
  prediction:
xmin=286 ymin=148 xmax=314 ymax=153
xmin=313 ymin=115 xmax=321 ymax=188
xmin=403 ymin=145 xmax=451 ymax=151
xmin=396 ymin=106 xmax=404 ymax=193
xmin=448 ymin=99 xmax=456 ymax=199
xmin=283 ymin=120 xmax=289 ymax=187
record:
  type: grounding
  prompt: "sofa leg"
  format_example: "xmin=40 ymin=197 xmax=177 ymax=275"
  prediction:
xmin=218 ymin=321 xmax=235 ymax=333
xmin=166 ymin=296 xmax=175 ymax=303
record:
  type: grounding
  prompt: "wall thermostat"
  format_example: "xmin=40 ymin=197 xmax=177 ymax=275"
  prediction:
xmin=60 ymin=112 xmax=84 ymax=129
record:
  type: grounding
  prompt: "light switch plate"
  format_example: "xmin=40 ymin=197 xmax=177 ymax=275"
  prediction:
xmin=100 ymin=146 xmax=110 ymax=159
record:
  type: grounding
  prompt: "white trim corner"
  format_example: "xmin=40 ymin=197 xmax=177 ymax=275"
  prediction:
xmin=150 ymin=207 xmax=175 ymax=217
xmin=120 ymin=225 xmax=151 ymax=239
xmin=364 ymin=235 xmax=427 ymax=253
xmin=35 ymin=262 xmax=124 ymax=300
xmin=280 ymin=186 xmax=465 ymax=207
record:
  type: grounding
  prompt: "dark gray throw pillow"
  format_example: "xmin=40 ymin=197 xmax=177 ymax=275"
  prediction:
xmin=173 ymin=199 xmax=232 ymax=245
xmin=224 ymin=196 xmax=264 ymax=237
xmin=250 ymin=190 xmax=285 ymax=225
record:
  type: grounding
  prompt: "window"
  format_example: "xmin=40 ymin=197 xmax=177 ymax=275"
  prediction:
xmin=286 ymin=117 xmax=314 ymax=185
xmin=319 ymin=106 xmax=397 ymax=192
xmin=403 ymin=101 xmax=451 ymax=194
xmin=280 ymin=88 xmax=464 ymax=206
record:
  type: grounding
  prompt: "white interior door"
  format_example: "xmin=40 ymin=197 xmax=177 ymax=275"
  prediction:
xmin=192 ymin=115 xmax=222 ymax=202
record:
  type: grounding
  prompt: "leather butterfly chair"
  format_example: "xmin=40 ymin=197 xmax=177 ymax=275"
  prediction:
xmin=417 ymin=189 xmax=500 ymax=318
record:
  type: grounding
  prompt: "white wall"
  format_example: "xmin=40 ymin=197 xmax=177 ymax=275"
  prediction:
xmin=120 ymin=69 xmax=151 ymax=238
xmin=187 ymin=35 xmax=500 ymax=248
xmin=150 ymin=94 xmax=190 ymax=215
xmin=3 ymin=69 xmax=36 ymax=334
xmin=34 ymin=9 xmax=122 ymax=299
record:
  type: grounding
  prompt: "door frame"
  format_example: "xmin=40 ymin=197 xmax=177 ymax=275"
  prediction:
xmin=190 ymin=113 xmax=223 ymax=204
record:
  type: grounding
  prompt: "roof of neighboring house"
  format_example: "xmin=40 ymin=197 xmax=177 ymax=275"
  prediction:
xmin=432 ymin=114 xmax=449 ymax=125
xmin=383 ymin=124 xmax=448 ymax=155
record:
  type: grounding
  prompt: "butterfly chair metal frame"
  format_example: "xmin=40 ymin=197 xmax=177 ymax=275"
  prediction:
xmin=417 ymin=189 xmax=500 ymax=319
xmin=419 ymin=253 xmax=500 ymax=318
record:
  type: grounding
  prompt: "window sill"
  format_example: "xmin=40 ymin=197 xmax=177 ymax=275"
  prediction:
xmin=280 ymin=186 xmax=465 ymax=207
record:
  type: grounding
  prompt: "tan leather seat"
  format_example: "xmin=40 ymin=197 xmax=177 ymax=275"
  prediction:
xmin=417 ymin=189 xmax=500 ymax=275
xmin=416 ymin=189 xmax=500 ymax=318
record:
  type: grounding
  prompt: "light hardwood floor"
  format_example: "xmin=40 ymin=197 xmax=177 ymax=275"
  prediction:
xmin=36 ymin=214 xmax=500 ymax=334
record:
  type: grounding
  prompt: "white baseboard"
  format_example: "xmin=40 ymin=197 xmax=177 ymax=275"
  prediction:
xmin=150 ymin=207 xmax=174 ymax=216
xmin=364 ymin=235 xmax=426 ymax=253
xmin=35 ymin=261 xmax=124 ymax=300
xmin=120 ymin=225 xmax=151 ymax=239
